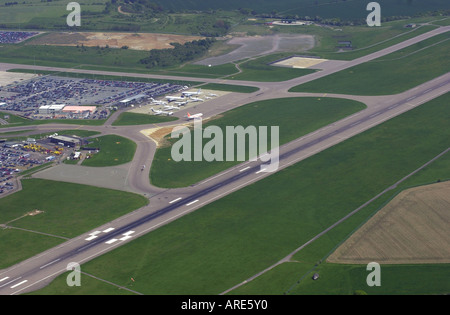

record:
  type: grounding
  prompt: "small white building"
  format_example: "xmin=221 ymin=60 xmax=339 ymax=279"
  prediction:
xmin=39 ymin=104 xmax=65 ymax=115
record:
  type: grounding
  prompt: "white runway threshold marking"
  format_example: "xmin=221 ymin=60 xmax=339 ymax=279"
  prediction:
xmin=0 ymin=277 xmax=9 ymax=283
xmin=239 ymin=166 xmax=251 ymax=172
xmin=85 ymin=231 xmax=101 ymax=241
xmin=119 ymin=231 xmax=135 ymax=241
xmin=102 ymin=227 xmax=115 ymax=233
xmin=105 ymin=231 xmax=135 ymax=244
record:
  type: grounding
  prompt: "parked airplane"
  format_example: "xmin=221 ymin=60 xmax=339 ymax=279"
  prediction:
xmin=187 ymin=112 xmax=203 ymax=120
xmin=164 ymin=105 xmax=180 ymax=110
xmin=175 ymin=101 xmax=188 ymax=106
xmin=190 ymin=97 xmax=204 ymax=102
xmin=150 ymin=98 xmax=167 ymax=105
xmin=208 ymin=93 xmax=218 ymax=97
xmin=165 ymin=95 xmax=185 ymax=102
xmin=151 ymin=108 xmax=173 ymax=116
xmin=182 ymin=88 xmax=202 ymax=97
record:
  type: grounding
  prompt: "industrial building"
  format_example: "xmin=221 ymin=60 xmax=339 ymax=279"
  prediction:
xmin=49 ymin=135 xmax=83 ymax=148
xmin=38 ymin=104 xmax=66 ymax=115
xmin=62 ymin=105 xmax=97 ymax=118
xmin=119 ymin=94 xmax=148 ymax=107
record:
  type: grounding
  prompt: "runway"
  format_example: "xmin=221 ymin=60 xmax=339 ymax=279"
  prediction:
xmin=0 ymin=25 xmax=448 ymax=294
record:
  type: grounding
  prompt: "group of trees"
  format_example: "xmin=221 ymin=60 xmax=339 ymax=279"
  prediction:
xmin=139 ymin=38 xmax=215 ymax=69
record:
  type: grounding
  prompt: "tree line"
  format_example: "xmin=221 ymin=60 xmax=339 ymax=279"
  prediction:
xmin=139 ymin=38 xmax=216 ymax=68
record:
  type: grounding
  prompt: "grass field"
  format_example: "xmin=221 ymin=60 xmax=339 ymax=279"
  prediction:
xmin=111 ymin=112 xmax=178 ymax=126
xmin=228 ymin=53 xmax=317 ymax=82
xmin=81 ymin=134 xmax=136 ymax=167
xmin=198 ymin=83 xmax=259 ymax=93
xmin=0 ymin=178 xmax=148 ymax=269
xmin=150 ymin=97 xmax=367 ymax=188
xmin=29 ymin=92 xmax=450 ymax=295
xmin=290 ymin=32 xmax=450 ymax=95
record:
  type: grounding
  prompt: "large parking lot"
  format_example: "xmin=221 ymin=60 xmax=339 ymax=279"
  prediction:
xmin=0 ymin=75 xmax=184 ymax=119
xmin=0 ymin=142 xmax=48 ymax=195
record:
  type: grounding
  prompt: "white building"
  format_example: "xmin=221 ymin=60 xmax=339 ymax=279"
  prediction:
xmin=38 ymin=104 xmax=65 ymax=115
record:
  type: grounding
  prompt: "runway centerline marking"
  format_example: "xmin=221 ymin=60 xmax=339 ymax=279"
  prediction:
xmin=10 ymin=280 xmax=27 ymax=289
xmin=39 ymin=259 xmax=60 ymax=270
xmin=186 ymin=200 xmax=199 ymax=206
xmin=239 ymin=166 xmax=251 ymax=172
xmin=169 ymin=197 xmax=182 ymax=204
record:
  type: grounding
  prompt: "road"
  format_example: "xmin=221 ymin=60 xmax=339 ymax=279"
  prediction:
xmin=0 ymin=26 xmax=448 ymax=294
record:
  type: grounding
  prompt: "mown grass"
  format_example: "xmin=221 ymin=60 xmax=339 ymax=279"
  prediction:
xmin=289 ymin=32 xmax=450 ymax=95
xmin=0 ymin=178 xmax=149 ymax=269
xmin=228 ymin=53 xmax=317 ymax=82
xmin=198 ymin=83 xmax=260 ymax=93
xmin=111 ymin=112 xmax=178 ymax=126
xmin=150 ymin=97 xmax=367 ymax=188
xmin=81 ymin=134 xmax=136 ymax=167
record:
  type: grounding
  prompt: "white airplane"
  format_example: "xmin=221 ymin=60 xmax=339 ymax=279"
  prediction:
xmin=182 ymin=88 xmax=202 ymax=97
xmin=165 ymin=95 xmax=185 ymax=102
xmin=208 ymin=93 xmax=218 ymax=97
xmin=186 ymin=112 xmax=203 ymax=120
xmin=151 ymin=108 xmax=173 ymax=116
xmin=175 ymin=101 xmax=188 ymax=106
xmin=190 ymin=97 xmax=204 ymax=102
xmin=164 ymin=104 xmax=180 ymax=110
xmin=150 ymin=98 xmax=167 ymax=106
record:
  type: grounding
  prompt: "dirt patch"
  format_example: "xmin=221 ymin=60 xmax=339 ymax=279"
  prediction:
xmin=117 ymin=6 xmax=131 ymax=16
xmin=272 ymin=56 xmax=328 ymax=69
xmin=141 ymin=114 xmax=224 ymax=148
xmin=327 ymin=181 xmax=450 ymax=264
xmin=26 ymin=32 xmax=205 ymax=51
xmin=142 ymin=124 xmax=190 ymax=148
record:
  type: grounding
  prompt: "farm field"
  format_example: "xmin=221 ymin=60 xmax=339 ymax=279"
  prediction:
xmin=327 ymin=181 xmax=450 ymax=265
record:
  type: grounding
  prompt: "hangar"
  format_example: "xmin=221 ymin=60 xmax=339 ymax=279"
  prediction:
xmin=49 ymin=135 xmax=82 ymax=148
